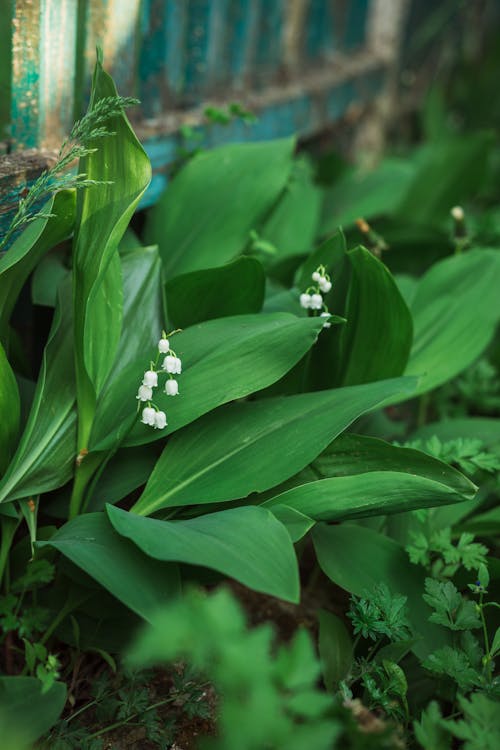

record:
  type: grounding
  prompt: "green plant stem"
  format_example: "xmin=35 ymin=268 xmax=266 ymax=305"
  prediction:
xmin=0 ymin=516 xmax=19 ymax=591
xmin=41 ymin=589 xmax=90 ymax=646
xmin=68 ymin=451 xmax=105 ymax=519
xmin=478 ymin=594 xmax=493 ymax=682
xmin=86 ymin=696 xmax=175 ymax=740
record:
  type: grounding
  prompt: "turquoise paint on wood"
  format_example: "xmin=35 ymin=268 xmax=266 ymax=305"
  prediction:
xmin=2 ymin=0 xmax=389 ymax=229
xmin=254 ymin=0 xmax=285 ymax=87
xmin=344 ymin=0 xmax=370 ymax=48
xmin=38 ymin=0 xmax=78 ymax=147
xmin=305 ymin=0 xmax=334 ymax=60
xmin=10 ymin=0 xmax=41 ymax=148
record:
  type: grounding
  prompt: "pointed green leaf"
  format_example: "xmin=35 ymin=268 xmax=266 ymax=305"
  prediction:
xmin=166 ymin=256 xmax=265 ymax=328
xmin=83 ymin=249 xmax=123 ymax=394
xmin=90 ymin=313 xmax=325 ymax=451
xmin=108 ymin=504 xmax=299 ymax=603
xmin=0 ymin=190 xmax=75 ymax=345
xmin=88 ymin=246 xmax=163 ymax=449
xmin=144 ymin=137 xmax=295 ymax=278
xmin=0 ymin=285 xmax=76 ymax=504
xmin=0 ymin=676 xmax=66 ymax=744
xmin=312 ymin=524 xmax=447 ymax=657
xmin=312 ymin=434 xmax=475 ymax=497
xmin=0 ymin=341 xmax=20 ymax=476
xmin=339 ymin=246 xmax=413 ymax=385
xmin=265 ymin=470 xmax=475 ymax=522
xmin=405 ymin=249 xmax=500 ymax=395
xmin=318 ymin=610 xmax=353 ymax=690
xmin=270 ymin=505 xmax=315 ymax=542
xmin=132 ymin=377 xmax=418 ymax=515
xmin=260 ymin=156 xmax=321 ymax=261
xmin=38 ymin=513 xmax=179 ymax=620
xmin=72 ymin=58 xmax=151 ymax=437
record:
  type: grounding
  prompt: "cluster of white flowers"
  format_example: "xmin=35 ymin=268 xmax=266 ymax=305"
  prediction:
xmin=299 ymin=266 xmax=333 ymax=328
xmin=136 ymin=330 xmax=183 ymax=430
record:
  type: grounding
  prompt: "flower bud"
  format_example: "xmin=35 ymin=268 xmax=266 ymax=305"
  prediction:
xmin=319 ymin=278 xmax=332 ymax=293
xmin=158 ymin=338 xmax=170 ymax=353
xmin=311 ymin=271 xmax=321 ymax=283
xmin=141 ymin=406 xmax=156 ymax=425
xmin=320 ymin=312 xmax=331 ymax=329
xmin=154 ymin=410 xmax=167 ymax=429
xmin=165 ymin=379 xmax=179 ymax=396
xmin=142 ymin=370 xmax=158 ymax=388
xmin=300 ymin=293 xmax=312 ymax=309
xmin=136 ymin=384 xmax=153 ymax=401
xmin=310 ymin=293 xmax=323 ymax=310
xmin=451 ymin=205 xmax=464 ymax=222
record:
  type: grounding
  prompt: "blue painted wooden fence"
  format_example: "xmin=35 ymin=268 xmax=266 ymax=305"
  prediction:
xmin=0 ymin=0 xmax=391 ymax=214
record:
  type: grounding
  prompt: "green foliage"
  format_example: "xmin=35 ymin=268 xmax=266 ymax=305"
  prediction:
xmin=348 ymin=584 xmax=412 ymax=643
xmin=407 ymin=528 xmax=488 ymax=578
xmin=423 ymin=578 xmax=481 ymax=631
xmin=403 ymin=436 xmax=500 ymax=477
xmin=1 ymin=48 xmax=500 ymax=750
xmin=129 ymin=587 xmax=403 ymax=749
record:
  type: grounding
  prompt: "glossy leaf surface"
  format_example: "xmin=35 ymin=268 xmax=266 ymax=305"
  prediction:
xmin=91 ymin=313 xmax=324 ymax=451
xmin=145 ymin=138 xmax=295 ymax=279
xmin=38 ymin=513 xmax=179 ymax=620
xmin=108 ymin=505 xmax=299 ymax=603
xmin=133 ymin=377 xmax=417 ymax=515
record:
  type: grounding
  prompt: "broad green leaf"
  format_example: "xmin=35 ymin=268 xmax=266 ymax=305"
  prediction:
xmin=90 ymin=313 xmax=325 ymax=451
xmin=405 ymin=249 xmax=500 ymax=394
xmin=31 ymin=246 xmax=69 ymax=307
xmin=0 ymin=676 xmax=66 ymax=744
xmin=0 ymin=286 xmax=76 ymax=504
xmin=312 ymin=523 xmax=447 ymax=657
xmin=166 ymin=256 xmax=265 ymax=328
xmin=270 ymin=505 xmax=315 ymax=542
xmin=87 ymin=246 xmax=163 ymax=449
xmin=317 ymin=610 xmax=353 ymax=690
xmin=491 ymin=627 xmax=500 ymax=658
xmin=339 ymin=246 xmax=413 ymax=385
xmin=295 ymin=231 xmax=352 ymax=390
xmin=72 ymin=56 xmax=151 ymax=444
xmin=312 ymin=434 xmax=475 ymax=497
xmin=38 ymin=513 xmax=179 ymax=620
xmin=108 ymin=504 xmax=299 ymax=603
xmin=395 ymin=133 xmax=492 ymax=225
xmin=0 ymin=190 xmax=75 ymax=345
xmin=264 ymin=471 xmax=475 ymax=522
xmin=83 ymin=249 xmax=123 ymax=395
xmin=295 ymin=230 xmax=347 ymax=292
xmin=144 ymin=137 xmax=295 ymax=278
xmin=260 ymin=156 xmax=321 ymax=260
xmin=132 ymin=377 xmax=418 ymax=515
xmin=321 ymin=158 xmax=415 ymax=234
xmin=87 ymin=446 xmax=159 ymax=512
xmin=0 ymin=341 xmax=20 ymax=475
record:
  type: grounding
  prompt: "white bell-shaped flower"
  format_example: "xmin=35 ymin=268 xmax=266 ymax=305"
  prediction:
xmin=300 ymin=293 xmax=312 ymax=309
xmin=163 ymin=355 xmax=182 ymax=374
xmin=154 ymin=410 xmax=167 ymax=429
xmin=311 ymin=271 xmax=321 ymax=283
xmin=320 ymin=312 xmax=332 ymax=329
xmin=165 ymin=379 xmax=179 ymax=396
xmin=319 ymin=278 xmax=332 ymax=293
xmin=310 ymin=293 xmax=323 ymax=310
xmin=142 ymin=370 xmax=158 ymax=388
xmin=141 ymin=406 xmax=156 ymax=425
xmin=136 ymin=384 xmax=153 ymax=401
xmin=158 ymin=337 xmax=170 ymax=353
